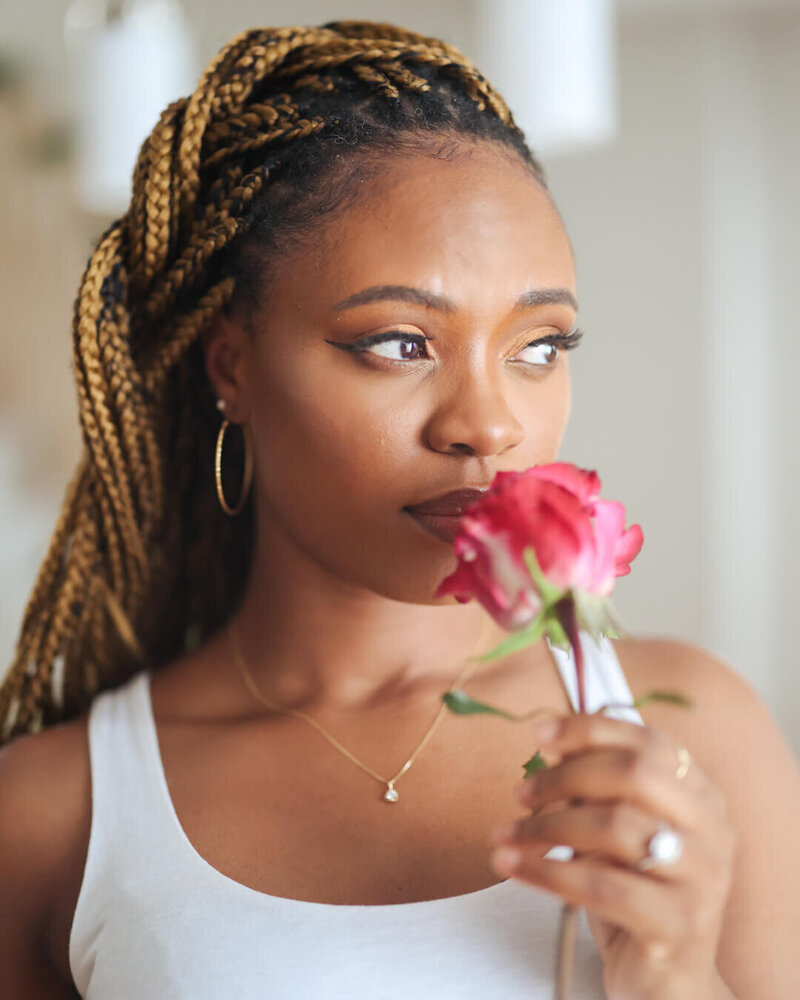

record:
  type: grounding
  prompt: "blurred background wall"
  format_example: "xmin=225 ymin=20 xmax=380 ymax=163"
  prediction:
xmin=1 ymin=0 xmax=798 ymax=752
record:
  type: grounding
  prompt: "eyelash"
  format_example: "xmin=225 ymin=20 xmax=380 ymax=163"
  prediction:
xmin=332 ymin=327 xmax=584 ymax=367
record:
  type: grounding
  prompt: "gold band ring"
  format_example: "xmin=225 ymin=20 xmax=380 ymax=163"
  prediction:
xmin=675 ymin=746 xmax=691 ymax=781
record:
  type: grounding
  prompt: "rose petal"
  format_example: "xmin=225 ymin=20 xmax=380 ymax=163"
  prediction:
xmin=435 ymin=462 xmax=643 ymax=626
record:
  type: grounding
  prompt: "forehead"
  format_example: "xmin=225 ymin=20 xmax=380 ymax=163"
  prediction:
xmin=270 ymin=145 xmax=575 ymax=318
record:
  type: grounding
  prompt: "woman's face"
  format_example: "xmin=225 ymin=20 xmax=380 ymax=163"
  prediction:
xmin=214 ymin=143 xmax=578 ymax=604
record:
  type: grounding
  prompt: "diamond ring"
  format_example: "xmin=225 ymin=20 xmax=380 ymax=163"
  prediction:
xmin=634 ymin=823 xmax=684 ymax=871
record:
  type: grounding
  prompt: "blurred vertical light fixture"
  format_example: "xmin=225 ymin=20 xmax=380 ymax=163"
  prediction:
xmin=64 ymin=0 xmax=195 ymax=215
xmin=475 ymin=0 xmax=618 ymax=157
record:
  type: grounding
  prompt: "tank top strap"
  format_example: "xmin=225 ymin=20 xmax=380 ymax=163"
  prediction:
xmin=69 ymin=670 xmax=169 ymax=995
xmin=83 ymin=670 xmax=166 ymax=851
xmin=546 ymin=630 xmax=644 ymax=725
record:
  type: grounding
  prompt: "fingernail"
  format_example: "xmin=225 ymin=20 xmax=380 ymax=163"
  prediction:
xmin=489 ymin=822 xmax=518 ymax=844
xmin=531 ymin=714 xmax=562 ymax=743
xmin=491 ymin=846 xmax=521 ymax=874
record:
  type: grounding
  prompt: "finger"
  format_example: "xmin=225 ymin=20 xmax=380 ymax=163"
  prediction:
xmin=517 ymin=745 xmax=708 ymax=831
xmin=533 ymin=713 xmax=708 ymax=792
xmin=522 ymin=714 xmax=721 ymax=819
xmin=493 ymin=801 xmax=694 ymax=879
xmin=490 ymin=847 xmax=686 ymax=948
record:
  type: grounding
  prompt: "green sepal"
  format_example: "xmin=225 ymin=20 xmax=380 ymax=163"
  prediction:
xmin=522 ymin=750 xmax=548 ymax=777
xmin=475 ymin=614 xmax=547 ymax=663
xmin=572 ymin=590 xmax=630 ymax=644
xmin=442 ymin=689 xmax=517 ymax=721
xmin=600 ymin=598 xmax=628 ymax=639
xmin=523 ymin=548 xmax=565 ymax=608
xmin=544 ymin=613 xmax=571 ymax=650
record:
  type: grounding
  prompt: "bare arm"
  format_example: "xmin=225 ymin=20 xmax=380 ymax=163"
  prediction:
xmin=628 ymin=639 xmax=800 ymax=997
xmin=0 ymin=731 xmax=85 ymax=998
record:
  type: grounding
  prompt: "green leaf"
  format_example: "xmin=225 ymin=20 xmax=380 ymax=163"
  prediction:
xmin=442 ymin=689 xmax=517 ymax=720
xmin=522 ymin=750 xmax=548 ymax=777
xmin=632 ymin=690 xmax=694 ymax=710
xmin=595 ymin=690 xmax=693 ymax=715
xmin=475 ymin=614 xmax=546 ymax=663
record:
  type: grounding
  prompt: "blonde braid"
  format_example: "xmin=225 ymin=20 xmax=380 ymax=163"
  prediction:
xmin=2 ymin=20 xmax=540 ymax=744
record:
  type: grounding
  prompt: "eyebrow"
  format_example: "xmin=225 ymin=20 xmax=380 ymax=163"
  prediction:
xmin=331 ymin=284 xmax=578 ymax=314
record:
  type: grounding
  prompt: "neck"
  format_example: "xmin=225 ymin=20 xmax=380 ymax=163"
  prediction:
xmin=225 ymin=525 xmax=506 ymax=714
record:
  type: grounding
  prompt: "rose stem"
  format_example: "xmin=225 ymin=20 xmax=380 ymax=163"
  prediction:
xmin=552 ymin=595 xmax=586 ymax=1000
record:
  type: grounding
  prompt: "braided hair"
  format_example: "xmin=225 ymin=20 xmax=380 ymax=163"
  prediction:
xmin=1 ymin=20 xmax=548 ymax=744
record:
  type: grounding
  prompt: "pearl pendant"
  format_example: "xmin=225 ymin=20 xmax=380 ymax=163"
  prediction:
xmin=383 ymin=783 xmax=399 ymax=803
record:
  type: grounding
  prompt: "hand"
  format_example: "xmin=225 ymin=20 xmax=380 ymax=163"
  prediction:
xmin=488 ymin=712 xmax=736 ymax=999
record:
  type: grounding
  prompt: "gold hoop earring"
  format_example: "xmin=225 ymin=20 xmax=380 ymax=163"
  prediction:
xmin=215 ymin=418 xmax=253 ymax=516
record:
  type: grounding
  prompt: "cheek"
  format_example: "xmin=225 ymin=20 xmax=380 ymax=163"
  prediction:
xmin=249 ymin=382 xmax=452 ymax=600
xmin=536 ymin=363 xmax=571 ymax=450
xmin=248 ymin=362 xmax=412 ymax=515
xmin=242 ymin=349 xmax=573 ymax=601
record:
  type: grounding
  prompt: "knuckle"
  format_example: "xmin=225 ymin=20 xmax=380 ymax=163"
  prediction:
xmin=523 ymin=809 xmax=551 ymax=840
xmin=642 ymin=725 xmax=667 ymax=755
xmin=684 ymin=893 xmax=719 ymax=937
xmin=587 ymin=870 xmax=630 ymax=909
xmin=642 ymin=939 xmax=676 ymax=963
xmin=599 ymin=803 xmax=637 ymax=843
xmin=618 ymin=748 xmax=652 ymax=787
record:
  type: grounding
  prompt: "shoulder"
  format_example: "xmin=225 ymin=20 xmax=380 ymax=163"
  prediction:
xmin=609 ymin=632 xmax=783 ymax=736
xmin=610 ymin=633 xmax=800 ymax=831
xmin=610 ymin=633 xmax=761 ymax=717
xmin=609 ymin=633 xmax=794 ymax=762
xmin=0 ymin=713 xmax=92 ymax=968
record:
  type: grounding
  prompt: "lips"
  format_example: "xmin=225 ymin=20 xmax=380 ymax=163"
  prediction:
xmin=404 ymin=511 xmax=464 ymax=543
xmin=404 ymin=487 xmax=489 ymax=517
xmin=403 ymin=487 xmax=489 ymax=543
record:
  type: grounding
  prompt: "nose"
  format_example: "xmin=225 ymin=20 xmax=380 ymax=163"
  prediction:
xmin=424 ymin=367 xmax=525 ymax=457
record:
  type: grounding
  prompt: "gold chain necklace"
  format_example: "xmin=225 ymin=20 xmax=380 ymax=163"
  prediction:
xmin=228 ymin=618 xmax=490 ymax=803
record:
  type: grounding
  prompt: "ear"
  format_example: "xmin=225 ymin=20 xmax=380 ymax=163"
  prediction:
xmin=201 ymin=310 xmax=251 ymax=423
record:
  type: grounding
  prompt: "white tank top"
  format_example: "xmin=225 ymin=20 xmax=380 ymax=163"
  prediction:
xmin=69 ymin=632 xmax=643 ymax=999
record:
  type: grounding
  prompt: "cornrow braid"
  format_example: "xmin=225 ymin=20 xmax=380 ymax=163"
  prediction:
xmin=1 ymin=19 xmax=548 ymax=744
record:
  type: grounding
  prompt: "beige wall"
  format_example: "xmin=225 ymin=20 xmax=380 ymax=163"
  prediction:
xmin=551 ymin=7 xmax=800 ymax=747
xmin=2 ymin=1 xmax=797 ymax=750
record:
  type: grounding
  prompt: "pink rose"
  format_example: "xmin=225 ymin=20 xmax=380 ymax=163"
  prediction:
xmin=434 ymin=463 xmax=643 ymax=630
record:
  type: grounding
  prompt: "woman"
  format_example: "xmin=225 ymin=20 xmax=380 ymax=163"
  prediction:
xmin=0 ymin=20 xmax=798 ymax=999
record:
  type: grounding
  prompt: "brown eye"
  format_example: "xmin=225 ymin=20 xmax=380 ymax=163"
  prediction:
xmin=353 ymin=331 xmax=431 ymax=362
xmin=514 ymin=341 xmax=559 ymax=366
xmin=512 ymin=329 xmax=584 ymax=368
